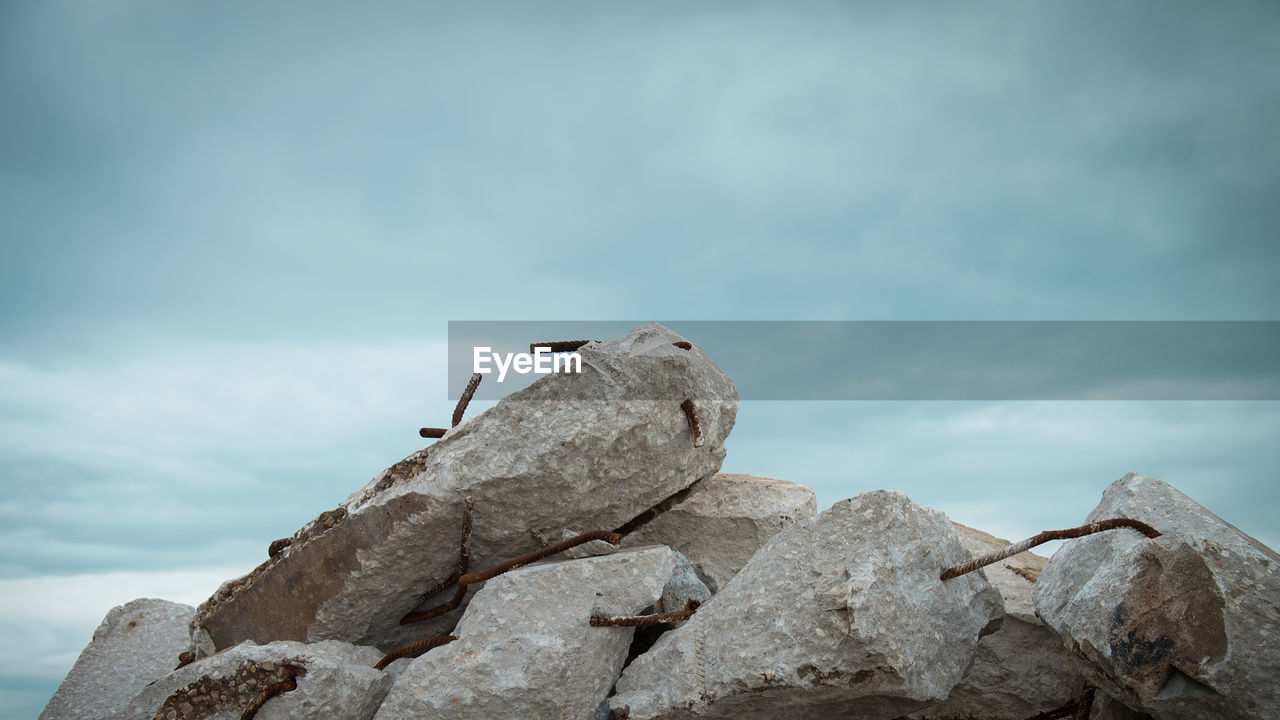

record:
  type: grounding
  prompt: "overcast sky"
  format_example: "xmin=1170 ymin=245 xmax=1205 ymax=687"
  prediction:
xmin=3 ymin=2 xmax=1279 ymax=717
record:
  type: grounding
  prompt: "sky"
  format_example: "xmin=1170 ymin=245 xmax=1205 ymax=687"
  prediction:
xmin=2 ymin=1 xmax=1279 ymax=717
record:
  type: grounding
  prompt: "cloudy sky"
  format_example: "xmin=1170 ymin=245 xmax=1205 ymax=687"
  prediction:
xmin=3 ymin=2 xmax=1278 ymax=716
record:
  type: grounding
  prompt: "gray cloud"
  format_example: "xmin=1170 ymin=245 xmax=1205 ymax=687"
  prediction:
xmin=2 ymin=2 xmax=1278 ymax=717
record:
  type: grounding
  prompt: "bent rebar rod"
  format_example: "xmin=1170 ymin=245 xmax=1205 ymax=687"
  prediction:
xmin=940 ymin=518 xmax=1160 ymax=581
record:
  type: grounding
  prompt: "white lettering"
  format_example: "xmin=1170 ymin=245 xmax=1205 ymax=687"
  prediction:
xmin=533 ymin=346 xmax=552 ymax=373
xmin=555 ymin=352 xmax=582 ymax=374
xmin=471 ymin=347 xmax=582 ymax=382
xmin=493 ymin=351 xmax=513 ymax=383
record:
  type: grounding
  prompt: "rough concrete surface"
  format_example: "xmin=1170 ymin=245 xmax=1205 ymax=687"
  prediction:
xmin=193 ymin=322 xmax=737 ymax=653
xmin=1035 ymin=473 xmax=1280 ymax=720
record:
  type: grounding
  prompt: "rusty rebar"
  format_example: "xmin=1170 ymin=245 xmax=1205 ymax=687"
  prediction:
xmin=401 ymin=583 xmax=467 ymax=624
xmin=174 ymin=651 xmax=194 ymax=670
xmin=419 ymin=427 xmax=447 ymax=439
xmin=452 ymin=373 xmax=482 ymax=427
xmin=529 ymin=340 xmax=591 ymax=354
xmin=680 ymin=398 xmax=704 ymax=448
xmin=267 ymin=538 xmax=292 ymax=558
xmin=240 ymin=665 xmax=302 ymax=720
xmin=941 ymin=518 xmax=1161 ymax=581
xmin=458 ymin=530 xmax=622 ymax=585
xmin=590 ymin=610 xmax=695 ymax=627
xmin=402 ymin=527 xmax=620 ymax=625
xmin=401 ymin=497 xmax=475 ymax=624
xmin=374 ymin=634 xmax=458 ymax=670
xmin=1073 ymin=685 xmax=1096 ymax=720
xmin=672 ymin=341 xmax=692 ymax=350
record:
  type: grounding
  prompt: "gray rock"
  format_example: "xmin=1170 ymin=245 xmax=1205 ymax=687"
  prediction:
xmin=40 ymin=598 xmax=194 ymax=720
xmin=1089 ymin=694 xmax=1156 ymax=720
xmin=193 ymin=322 xmax=737 ymax=653
xmin=658 ymin=551 xmax=712 ymax=613
xmin=610 ymin=490 xmax=1004 ymax=720
xmin=910 ymin=524 xmax=1081 ymax=719
xmin=110 ymin=640 xmax=390 ymax=720
xmin=623 ymin=473 xmax=817 ymax=592
xmin=373 ymin=546 xmax=685 ymax=720
xmin=1035 ymin=472 xmax=1280 ymax=720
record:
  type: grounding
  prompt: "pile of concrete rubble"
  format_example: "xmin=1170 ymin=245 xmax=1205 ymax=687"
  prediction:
xmin=40 ymin=323 xmax=1278 ymax=720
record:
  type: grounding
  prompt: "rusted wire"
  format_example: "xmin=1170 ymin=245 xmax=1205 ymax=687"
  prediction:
xmin=452 ymin=373 xmax=482 ymax=427
xmin=1005 ymin=563 xmax=1040 ymax=583
xmin=590 ymin=610 xmax=695 ymax=627
xmin=680 ymin=398 xmax=704 ymax=448
xmin=374 ymin=634 xmax=458 ymax=670
xmin=267 ymin=538 xmax=292 ymax=558
xmin=401 ymin=528 xmax=621 ymax=624
xmin=174 ymin=651 xmax=194 ymax=670
xmin=529 ymin=340 xmax=591 ymax=353
xmin=401 ymin=584 xmax=467 ymax=625
xmin=940 ymin=518 xmax=1161 ymax=580
xmin=419 ymin=427 xmax=447 ymax=439
xmin=1073 ymin=685 xmax=1096 ymax=720
xmin=672 ymin=341 xmax=692 ymax=350
xmin=402 ymin=496 xmax=475 ymax=624
xmin=458 ymin=530 xmax=622 ymax=585
xmin=240 ymin=665 xmax=303 ymax=720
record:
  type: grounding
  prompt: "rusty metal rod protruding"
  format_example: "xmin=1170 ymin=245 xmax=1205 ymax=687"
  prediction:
xmin=590 ymin=610 xmax=695 ymax=627
xmin=530 ymin=340 xmax=591 ymax=354
xmin=267 ymin=538 xmax=292 ymax=558
xmin=240 ymin=666 xmax=303 ymax=720
xmin=375 ymin=634 xmax=458 ymax=670
xmin=1073 ymin=685 xmax=1096 ymax=720
xmin=458 ymin=530 xmax=622 ymax=585
xmin=940 ymin=518 xmax=1161 ymax=581
xmin=419 ymin=427 xmax=447 ymax=439
xmin=452 ymin=373 xmax=482 ymax=427
xmin=400 ymin=497 xmax=476 ymax=624
xmin=680 ymin=398 xmax=704 ymax=448
xmin=400 ymin=583 xmax=466 ymax=625
xmin=402 ymin=526 xmax=620 ymax=625
xmin=413 ymin=497 xmax=475 ymax=602
xmin=672 ymin=341 xmax=692 ymax=350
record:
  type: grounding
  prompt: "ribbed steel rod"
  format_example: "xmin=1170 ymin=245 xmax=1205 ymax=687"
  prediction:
xmin=940 ymin=518 xmax=1160 ymax=581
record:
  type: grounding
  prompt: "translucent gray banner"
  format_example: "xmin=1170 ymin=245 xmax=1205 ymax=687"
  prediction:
xmin=447 ymin=321 xmax=1280 ymax=400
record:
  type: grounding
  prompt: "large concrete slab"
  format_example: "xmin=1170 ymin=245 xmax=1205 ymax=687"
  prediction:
xmin=192 ymin=322 xmax=737 ymax=653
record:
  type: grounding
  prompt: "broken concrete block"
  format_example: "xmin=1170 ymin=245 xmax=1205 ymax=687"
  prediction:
xmin=909 ymin=524 xmax=1082 ymax=719
xmin=110 ymin=640 xmax=390 ymax=720
xmin=40 ymin=598 xmax=194 ymax=720
xmin=659 ymin=550 xmax=712 ymax=613
xmin=373 ymin=546 xmax=686 ymax=720
xmin=193 ymin=322 xmax=737 ymax=653
xmin=610 ymin=490 xmax=1004 ymax=720
xmin=1035 ymin=473 xmax=1280 ymax=720
xmin=623 ymin=473 xmax=817 ymax=592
